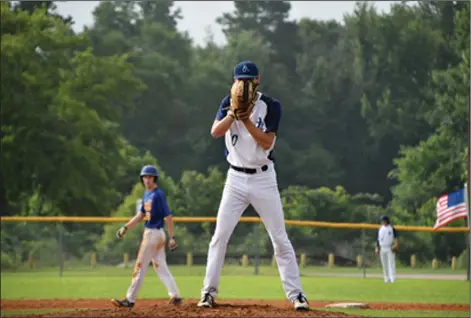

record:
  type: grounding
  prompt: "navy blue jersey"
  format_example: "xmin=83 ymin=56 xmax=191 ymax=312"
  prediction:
xmin=140 ymin=188 xmax=172 ymax=229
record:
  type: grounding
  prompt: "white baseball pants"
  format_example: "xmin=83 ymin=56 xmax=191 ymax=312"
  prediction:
xmin=201 ymin=166 xmax=305 ymax=301
xmin=126 ymin=228 xmax=180 ymax=302
xmin=379 ymin=248 xmax=396 ymax=283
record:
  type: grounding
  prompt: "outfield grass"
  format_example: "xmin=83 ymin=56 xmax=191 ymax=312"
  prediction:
xmin=3 ymin=264 xmax=467 ymax=276
xmin=1 ymin=266 xmax=469 ymax=304
xmin=1 ymin=266 xmax=469 ymax=317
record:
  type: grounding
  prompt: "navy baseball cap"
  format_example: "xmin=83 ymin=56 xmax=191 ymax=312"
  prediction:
xmin=233 ymin=61 xmax=259 ymax=79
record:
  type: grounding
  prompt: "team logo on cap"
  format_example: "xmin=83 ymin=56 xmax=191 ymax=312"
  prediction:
xmin=242 ymin=65 xmax=249 ymax=73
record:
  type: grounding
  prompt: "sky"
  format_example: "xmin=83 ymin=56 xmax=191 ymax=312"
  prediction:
xmin=55 ymin=1 xmax=395 ymax=46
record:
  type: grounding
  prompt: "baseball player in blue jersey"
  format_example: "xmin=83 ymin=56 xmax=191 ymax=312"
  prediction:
xmin=197 ymin=61 xmax=309 ymax=311
xmin=376 ymin=215 xmax=399 ymax=283
xmin=111 ymin=165 xmax=182 ymax=308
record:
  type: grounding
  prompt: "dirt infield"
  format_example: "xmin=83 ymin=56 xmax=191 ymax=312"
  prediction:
xmin=1 ymin=299 xmax=469 ymax=317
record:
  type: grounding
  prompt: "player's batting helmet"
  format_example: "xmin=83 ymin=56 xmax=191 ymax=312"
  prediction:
xmin=140 ymin=165 xmax=159 ymax=183
xmin=380 ymin=215 xmax=390 ymax=224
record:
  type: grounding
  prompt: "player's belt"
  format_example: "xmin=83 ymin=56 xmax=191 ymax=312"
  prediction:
xmin=230 ymin=165 xmax=268 ymax=174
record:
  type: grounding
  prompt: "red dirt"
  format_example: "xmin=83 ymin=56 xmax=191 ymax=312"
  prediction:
xmin=1 ymin=299 xmax=469 ymax=317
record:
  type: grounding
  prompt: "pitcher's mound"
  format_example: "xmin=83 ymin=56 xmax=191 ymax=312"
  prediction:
xmin=13 ymin=301 xmax=360 ymax=318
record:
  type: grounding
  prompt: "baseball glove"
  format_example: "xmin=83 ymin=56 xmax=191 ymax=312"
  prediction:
xmin=392 ymin=245 xmax=399 ymax=253
xmin=229 ymin=79 xmax=258 ymax=120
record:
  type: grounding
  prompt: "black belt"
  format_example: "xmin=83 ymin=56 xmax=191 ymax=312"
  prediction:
xmin=230 ymin=165 xmax=268 ymax=174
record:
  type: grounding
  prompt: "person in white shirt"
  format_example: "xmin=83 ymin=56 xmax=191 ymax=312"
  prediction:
xmin=197 ymin=61 xmax=309 ymax=311
xmin=375 ymin=215 xmax=399 ymax=283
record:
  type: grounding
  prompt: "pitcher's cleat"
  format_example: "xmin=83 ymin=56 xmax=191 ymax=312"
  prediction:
xmin=111 ymin=298 xmax=135 ymax=309
xmin=197 ymin=293 xmax=215 ymax=308
xmin=169 ymin=297 xmax=183 ymax=305
xmin=293 ymin=293 xmax=309 ymax=311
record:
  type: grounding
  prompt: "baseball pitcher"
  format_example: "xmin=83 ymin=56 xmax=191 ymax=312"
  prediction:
xmin=197 ymin=61 xmax=309 ymax=311
xmin=111 ymin=165 xmax=182 ymax=308
xmin=375 ymin=215 xmax=399 ymax=283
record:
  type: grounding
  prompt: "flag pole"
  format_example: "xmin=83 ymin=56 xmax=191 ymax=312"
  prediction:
xmin=467 ymin=92 xmax=470 ymax=283
xmin=465 ymin=183 xmax=470 ymax=282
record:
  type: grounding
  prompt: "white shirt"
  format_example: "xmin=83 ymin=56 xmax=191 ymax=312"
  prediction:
xmin=377 ymin=224 xmax=397 ymax=249
xmin=215 ymin=92 xmax=282 ymax=168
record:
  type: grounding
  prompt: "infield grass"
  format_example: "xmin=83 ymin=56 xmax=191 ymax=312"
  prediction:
xmin=1 ymin=266 xmax=469 ymax=304
xmin=1 ymin=266 xmax=469 ymax=317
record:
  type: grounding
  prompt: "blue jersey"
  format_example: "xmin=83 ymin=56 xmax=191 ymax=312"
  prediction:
xmin=140 ymin=188 xmax=172 ymax=229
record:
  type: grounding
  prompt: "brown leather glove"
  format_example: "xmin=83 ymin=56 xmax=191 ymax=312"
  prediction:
xmin=230 ymin=79 xmax=258 ymax=120
xmin=168 ymin=237 xmax=177 ymax=252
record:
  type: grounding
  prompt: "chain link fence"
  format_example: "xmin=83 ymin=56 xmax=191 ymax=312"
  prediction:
xmin=1 ymin=218 xmax=469 ymax=279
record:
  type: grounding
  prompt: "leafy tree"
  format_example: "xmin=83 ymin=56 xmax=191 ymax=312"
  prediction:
xmin=87 ymin=0 xmax=195 ymax=180
xmin=1 ymin=4 xmax=145 ymax=217
xmin=389 ymin=2 xmax=469 ymax=260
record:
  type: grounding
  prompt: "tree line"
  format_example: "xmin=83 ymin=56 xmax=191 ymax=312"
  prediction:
xmin=1 ymin=1 xmax=469 ymax=268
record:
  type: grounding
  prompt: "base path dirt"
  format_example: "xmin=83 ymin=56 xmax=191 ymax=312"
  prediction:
xmin=1 ymin=299 xmax=469 ymax=317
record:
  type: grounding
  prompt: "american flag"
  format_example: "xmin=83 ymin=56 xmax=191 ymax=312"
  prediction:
xmin=433 ymin=188 xmax=468 ymax=230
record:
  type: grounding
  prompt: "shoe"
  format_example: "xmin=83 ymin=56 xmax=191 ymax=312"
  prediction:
xmin=169 ymin=297 xmax=183 ymax=305
xmin=293 ymin=293 xmax=309 ymax=311
xmin=197 ymin=293 xmax=215 ymax=308
xmin=111 ymin=298 xmax=134 ymax=308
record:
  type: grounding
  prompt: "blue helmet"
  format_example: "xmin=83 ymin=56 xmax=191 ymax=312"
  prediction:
xmin=380 ymin=215 xmax=390 ymax=224
xmin=140 ymin=165 xmax=159 ymax=183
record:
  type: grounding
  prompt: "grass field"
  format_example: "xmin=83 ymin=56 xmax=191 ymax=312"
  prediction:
xmin=1 ymin=265 xmax=470 ymax=317
xmin=4 ymin=264 xmax=468 ymax=276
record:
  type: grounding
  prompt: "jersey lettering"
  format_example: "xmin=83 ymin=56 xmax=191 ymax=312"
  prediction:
xmin=231 ymin=134 xmax=238 ymax=146
xmin=256 ymin=117 xmax=263 ymax=129
xmin=144 ymin=201 xmax=152 ymax=212
xmin=140 ymin=188 xmax=172 ymax=229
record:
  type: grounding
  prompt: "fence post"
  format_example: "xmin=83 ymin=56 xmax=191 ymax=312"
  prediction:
xmin=300 ymin=253 xmax=307 ymax=268
xmin=123 ymin=253 xmax=129 ymax=268
xmin=410 ymin=254 xmax=416 ymax=268
xmin=328 ymin=253 xmax=335 ymax=268
xmin=90 ymin=252 xmax=96 ymax=268
xmin=356 ymin=255 xmax=362 ymax=268
xmin=361 ymin=227 xmax=366 ymax=278
xmin=432 ymin=258 xmax=439 ymax=269
xmin=58 ymin=222 xmax=64 ymax=277
xmin=451 ymin=256 xmax=457 ymax=270
xmin=28 ymin=252 xmax=34 ymax=269
xmin=242 ymin=254 xmax=249 ymax=267
xmin=186 ymin=252 xmax=193 ymax=266
xmin=254 ymin=222 xmax=260 ymax=275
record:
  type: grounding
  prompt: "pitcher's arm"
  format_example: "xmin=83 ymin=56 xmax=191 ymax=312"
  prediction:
xmin=211 ymin=115 xmax=234 ymax=138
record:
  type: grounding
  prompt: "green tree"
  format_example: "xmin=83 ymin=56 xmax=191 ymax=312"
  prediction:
xmin=87 ymin=0 xmax=195 ymax=180
xmin=389 ymin=2 xmax=469 ymax=261
xmin=1 ymin=4 xmax=145 ymax=217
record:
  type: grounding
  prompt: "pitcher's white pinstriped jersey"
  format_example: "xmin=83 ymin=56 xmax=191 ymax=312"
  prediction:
xmin=215 ymin=92 xmax=282 ymax=168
